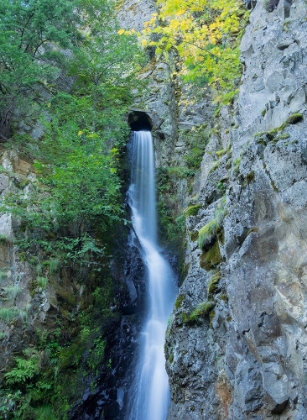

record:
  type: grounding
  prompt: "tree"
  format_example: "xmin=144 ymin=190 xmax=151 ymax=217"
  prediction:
xmin=0 ymin=0 xmax=82 ymax=139
xmin=3 ymin=0 xmax=145 ymax=266
xmin=139 ymin=0 xmax=249 ymax=104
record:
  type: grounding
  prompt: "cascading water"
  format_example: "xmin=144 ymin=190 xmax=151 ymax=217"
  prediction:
xmin=127 ymin=130 xmax=177 ymax=420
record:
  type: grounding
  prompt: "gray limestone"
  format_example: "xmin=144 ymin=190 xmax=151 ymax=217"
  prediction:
xmin=165 ymin=0 xmax=307 ymax=418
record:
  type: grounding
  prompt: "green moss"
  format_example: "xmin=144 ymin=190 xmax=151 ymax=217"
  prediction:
xmin=244 ymin=171 xmax=255 ymax=183
xmin=254 ymin=113 xmax=303 ymax=146
xmin=190 ymin=231 xmax=199 ymax=242
xmin=0 ymin=234 xmax=9 ymax=244
xmin=182 ymin=300 xmax=216 ymax=324
xmin=233 ymin=157 xmax=241 ymax=173
xmin=198 ymin=199 xmax=226 ymax=252
xmin=278 ymin=133 xmax=290 ymax=140
xmin=219 ymin=294 xmax=228 ymax=302
xmin=209 ymin=310 xmax=216 ymax=326
xmin=166 ymin=346 xmax=174 ymax=364
xmin=286 ymin=113 xmax=303 ymax=124
xmin=270 ymin=179 xmax=279 ymax=192
xmin=208 ymin=271 xmax=221 ymax=296
xmin=175 ymin=294 xmax=185 ymax=309
xmin=54 ymin=283 xmax=75 ymax=307
xmin=200 ymin=240 xmax=222 ymax=270
xmin=209 ymin=160 xmax=221 ymax=174
xmin=198 ymin=219 xmax=219 ymax=250
xmin=217 ymin=228 xmax=225 ymax=245
xmin=215 ymin=145 xmax=230 ymax=158
xmin=184 ymin=205 xmax=202 ymax=217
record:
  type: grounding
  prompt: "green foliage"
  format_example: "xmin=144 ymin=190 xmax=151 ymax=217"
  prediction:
xmin=4 ymin=349 xmax=41 ymax=386
xmin=138 ymin=0 xmax=249 ymax=104
xmin=2 ymin=285 xmax=22 ymax=300
xmin=215 ymin=145 xmax=231 ymax=158
xmin=1 ymin=0 xmax=145 ymax=268
xmin=0 ymin=0 xmax=81 ymax=137
xmin=182 ymin=125 xmax=210 ymax=170
xmin=0 ymin=307 xmax=27 ymax=322
xmin=157 ymin=202 xmax=186 ymax=245
xmin=0 ymin=2 xmax=144 ymax=417
xmin=233 ymin=157 xmax=241 ymax=173
xmin=1 ymin=278 xmax=119 ymax=418
xmin=36 ymin=277 xmax=48 ymax=289
xmin=0 ymin=234 xmax=8 ymax=244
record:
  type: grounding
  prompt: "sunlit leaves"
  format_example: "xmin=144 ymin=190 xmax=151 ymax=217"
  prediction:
xmin=142 ymin=0 xmax=249 ymax=104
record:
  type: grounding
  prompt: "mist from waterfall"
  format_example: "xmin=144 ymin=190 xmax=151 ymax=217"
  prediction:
xmin=126 ymin=130 xmax=177 ymax=420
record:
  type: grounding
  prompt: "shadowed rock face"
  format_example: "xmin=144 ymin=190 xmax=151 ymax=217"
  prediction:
xmin=117 ymin=0 xmax=307 ymax=418
xmin=164 ymin=0 xmax=307 ymax=419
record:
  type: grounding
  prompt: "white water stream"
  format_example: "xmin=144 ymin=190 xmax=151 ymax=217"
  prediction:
xmin=127 ymin=131 xmax=177 ymax=420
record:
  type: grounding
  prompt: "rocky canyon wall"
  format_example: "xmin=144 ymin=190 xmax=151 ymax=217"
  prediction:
xmin=164 ymin=0 xmax=307 ymax=418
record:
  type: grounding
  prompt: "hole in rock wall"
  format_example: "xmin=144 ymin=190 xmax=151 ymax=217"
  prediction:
xmin=128 ymin=111 xmax=153 ymax=131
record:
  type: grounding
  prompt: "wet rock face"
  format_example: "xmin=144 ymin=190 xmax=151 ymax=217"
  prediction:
xmin=166 ymin=0 xmax=307 ymax=419
xmin=70 ymin=230 xmax=147 ymax=420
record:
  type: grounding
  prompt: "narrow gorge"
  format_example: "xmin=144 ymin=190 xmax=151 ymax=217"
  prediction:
xmin=1 ymin=0 xmax=307 ymax=419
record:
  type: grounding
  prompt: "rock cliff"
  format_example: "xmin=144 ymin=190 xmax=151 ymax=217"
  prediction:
xmin=1 ymin=0 xmax=307 ymax=418
xmin=164 ymin=0 xmax=307 ymax=418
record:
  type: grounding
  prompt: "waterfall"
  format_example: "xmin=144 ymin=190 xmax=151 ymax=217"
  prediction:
xmin=127 ymin=130 xmax=177 ymax=420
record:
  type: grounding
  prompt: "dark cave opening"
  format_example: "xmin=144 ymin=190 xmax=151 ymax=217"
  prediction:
xmin=128 ymin=111 xmax=153 ymax=131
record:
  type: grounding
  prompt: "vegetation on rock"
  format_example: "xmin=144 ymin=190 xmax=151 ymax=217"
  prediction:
xmin=0 ymin=0 xmax=145 ymax=418
xmin=140 ymin=0 xmax=249 ymax=104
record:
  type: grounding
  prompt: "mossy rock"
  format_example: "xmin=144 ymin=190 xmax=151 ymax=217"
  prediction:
xmin=209 ymin=310 xmax=216 ymax=327
xmin=54 ymin=284 xmax=76 ymax=307
xmin=286 ymin=113 xmax=303 ymax=125
xmin=198 ymin=219 xmax=219 ymax=250
xmin=182 ymin=300 xmax=216 ymax=324
xmin=217 ymin=228 xmax=225 ymax=245
xmin=190 ymin=231 xmax=199 ymax=242
xmin=175 ymin=294 xmax=185 ymax=309
xmin=200 ymin=240 xmax=222 ymax=270
xmin=208 ymin=271 xmax=221 ymax=296
xmin=245 ymin=171 xmax=255 ymax=183
xmin=184 ymin=205 xmax=202 ymax=217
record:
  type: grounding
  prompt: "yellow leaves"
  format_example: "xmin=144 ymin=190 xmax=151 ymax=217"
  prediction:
xmin=141 ymin=0 xmax=249 ymax=104
xmin=141 ymin=39 xmax=148 ymax=47
xmin=77 ymin=131 xmax=83 ymax=136
xmin=118 ymin=28 xmax=138 ymax=36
